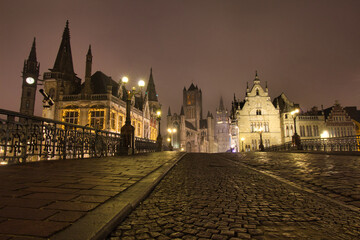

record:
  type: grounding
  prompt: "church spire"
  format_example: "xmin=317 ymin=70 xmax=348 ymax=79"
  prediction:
xmin=168 ymin=106 xmax=171 ymax=116
xmin=28 ymin=38 xmax=37 ymax=62
xmin=146 ymin=68 xmax=158 ymax=102
xmin=51 ymin=20 xmax=75 ymax=75
xmin=219 ymin=96 xmax=225 ymax=111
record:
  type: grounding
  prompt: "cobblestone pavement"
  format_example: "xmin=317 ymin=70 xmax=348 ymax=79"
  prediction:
xmin=223 ymin=152 xmax=360 ymax=209
xmin=0 ymin=151 xmax=182 ymax=239
xmin=108 ymin=153 xmax=360 ymax=240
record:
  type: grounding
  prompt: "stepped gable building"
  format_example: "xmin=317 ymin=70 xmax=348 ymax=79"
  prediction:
xmin=231 ymin=72 xmax=282 ymax=151
xmin=167 ymin=84 xmax=216 ymax=153
xmin=42 ymin=21 xmax=160 ymax=140
xmin=323 ymin=101 xmax=356 ymax=138
xmin=20 ymin=38 xmax=40 ymax=116
xmin=215 ymin=97 xmax=230 ymax=152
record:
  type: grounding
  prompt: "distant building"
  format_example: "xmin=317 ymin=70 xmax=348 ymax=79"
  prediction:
xmin=344 ymin=106 xmax=360 ymax=135
xmin=167 ymin=84 xmax=216 ymax=152
xmin=324 ymin=101 xmax=356 ymax=138
xmin=215 ymin=97 xmax=230 ymax=152
xmin=41 ymin=21 xmax=160 ymax=139
xmin=231 ymin=72 xmax=282 ymax=151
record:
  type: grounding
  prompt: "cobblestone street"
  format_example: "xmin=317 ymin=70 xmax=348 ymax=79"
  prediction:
xmin=224 ymin=152 xmax=360 ymax=209
xmin=108 ymin=153 xmax=360 ymax=240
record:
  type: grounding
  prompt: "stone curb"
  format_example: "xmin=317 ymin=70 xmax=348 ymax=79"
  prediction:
xmin=51 ymin=152 xmax=186 ymax=240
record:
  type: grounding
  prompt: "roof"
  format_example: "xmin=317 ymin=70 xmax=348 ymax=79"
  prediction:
xmin=188 ymin=83 xmax=198 ymax=91
xmin=51 ymin=21 xmax=75 ymax=76
xmin=185 ymin=121 xmax=196 ymax=131
xmin=344 ymin=107 xmax=360 ymax=122
xmin=272 ymin=93 xmax=299 ymax=113
xmin=90 ymin=71 xmax=119 ymax=96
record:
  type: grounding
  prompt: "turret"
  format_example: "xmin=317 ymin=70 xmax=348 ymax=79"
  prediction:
xmin=83 ymin=45 xmax=92 ymax=94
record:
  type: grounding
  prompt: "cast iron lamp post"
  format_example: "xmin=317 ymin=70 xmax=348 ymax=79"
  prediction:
xmin=241 ymin=137 xmax=245 ymax=152
xmin=156 ymin=110 xmax=162 ymax=151
xmin=255 ymin=127 xmax=265 ymax=151
xmin=120 ymin=76 xmax=145 ymax=155
xmin=291 ymin=109 xmax=301 ymax=149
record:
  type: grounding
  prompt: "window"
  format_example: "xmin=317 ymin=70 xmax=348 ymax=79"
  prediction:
xmin=118 ymin=115 xmax=124 ymax=131
xmin=110 ymin=111 xmax=116 ymax=130
xmin=256 ymin=89 xmax=259 ymax=96
xmin=285 ymin=114 xmax=288 ymax=119
xmin=89 ymin=109 xmax=105 ymax=129
xmin=286 ymin=126 xmax=289 ymax=137
xmin=256 ymin=109 xmax=262 ymax=115
xmin=137 ymin=122 xmax=141 ymax=137
xmin=27 ymin=90 xmax=31 ymax=97
xmin=63 ymin=110 xmax=79 ymax=125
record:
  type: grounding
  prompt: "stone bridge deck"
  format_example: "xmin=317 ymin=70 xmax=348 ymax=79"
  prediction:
xmin=0 ymin=152 xmax=184 ymax=240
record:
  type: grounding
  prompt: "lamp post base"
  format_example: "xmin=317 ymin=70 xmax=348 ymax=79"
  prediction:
xmin=292 ymin=133 xmax=301 ymax=150
xmin=156 ymin=135 xmax=162 ymax=152
xmin=120 ymin=124 xmax=135 ymax=155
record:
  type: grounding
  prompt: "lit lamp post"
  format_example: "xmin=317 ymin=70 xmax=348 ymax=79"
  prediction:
xmin=120 ymin=76 xmax=145 ymax=155
xmin=291 ymin=108 xmax=301 ymax=149
xmin=241 ymin=137 xmax=245 ymax=152
xmin=167 ymin=128 xmax=176 ymax=151
xmin=156 ymin=110 xmax=162 ymax=152
xmin=255 ymin=127 xmax=265 ymax=151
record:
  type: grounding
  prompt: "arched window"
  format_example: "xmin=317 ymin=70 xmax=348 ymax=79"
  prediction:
xmin=256 ymin=89 xmax=259 ymax=96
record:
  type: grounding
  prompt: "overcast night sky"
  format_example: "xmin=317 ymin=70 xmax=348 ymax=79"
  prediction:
xmin=1 ymin=0 xmax=360 ymax=124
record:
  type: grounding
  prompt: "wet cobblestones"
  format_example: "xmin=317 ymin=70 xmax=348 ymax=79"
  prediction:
xmin=107 ymin=153 xmax=360 ymax=239
xmin=224 ymin=152 xmax=360 ymax=209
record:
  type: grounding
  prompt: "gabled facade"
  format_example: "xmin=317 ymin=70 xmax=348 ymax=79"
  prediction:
xmin=42 ymin=21 xmax=160 ymax=140
xmin=231 ymin=72 xmax=282 ymax=151
xmin=167 ymin=84 xmax=216 ymax=152
xmin=324 ymin=101 xmax=356 ymax=138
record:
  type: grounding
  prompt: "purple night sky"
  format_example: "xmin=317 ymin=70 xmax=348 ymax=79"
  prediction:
xmin=1 ymin=0 xmax=360 ymax=123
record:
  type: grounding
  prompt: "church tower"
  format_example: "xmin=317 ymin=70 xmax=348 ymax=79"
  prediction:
xmin=183 ymin=83 xmax=202 ymax=129
xmin=20 ymin=38 xmax=40 ymax=115
xmin=215 ymin=96 xmax=230 ymax=152
xmin=146 ymin=68 xmax=160 ymax=112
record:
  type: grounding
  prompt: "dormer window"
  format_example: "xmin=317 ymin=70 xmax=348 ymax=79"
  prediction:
xmin=256 ymin=89 xmax=259 ymax=96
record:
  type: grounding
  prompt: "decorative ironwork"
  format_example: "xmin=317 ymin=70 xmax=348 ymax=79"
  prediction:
xmin=0 ymin=108 xmax=157 ymax=165
xmin=265 ymin=135 xmax=360 ymax=152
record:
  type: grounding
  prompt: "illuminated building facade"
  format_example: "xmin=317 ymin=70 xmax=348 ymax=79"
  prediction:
xmin=42 ymin=21 xmax=160 ymax=139
xmin=215 ymin=97 xmax=230 ymax=152
xmin=167 ymin=84 xmax=216 ymax=152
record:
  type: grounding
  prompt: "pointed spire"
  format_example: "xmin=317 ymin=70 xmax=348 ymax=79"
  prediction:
xmin=219 ymin=96 xmax=225 ymax=111
xmin=180 ymin=106 xmax=185 ymax=115
xmin=254 ymin=70 xmax=260 ymax=82
xmin=28 ymin=38 xmax=37 ymax=62
xmin=168 ymin=106 xmax=171 ymax=116
xmin=146 ymin=67 xmax=158 ymax=101
xmin=52 ymin=20 xmax=75 ymax=75
xmin=183 ymin=86 xmax=186 ymax=91
xmin=188 ymin=83 xmax=196 ymax=91
xmin=87 ymin=44 xmax=92 ymax=56
xmin=233 ymin=93 xmax=236 ymax=101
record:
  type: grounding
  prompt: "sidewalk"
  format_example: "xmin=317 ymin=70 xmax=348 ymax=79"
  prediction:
xmin=0 ymin=151 xmax=185 ymax=240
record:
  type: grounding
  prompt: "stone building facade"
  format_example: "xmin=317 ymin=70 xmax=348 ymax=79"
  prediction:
xmin=215 ymin=97 xmax=230 ymax=152
xmin=324 ymin=102 xmax=356 ymax=138
xmin=41 ymin=21 xmax=160 ymax=140
xmin=231 ymin=73 xmax=282 ymax=151
xmin=167 ymin=84 xmax=216 ymax=152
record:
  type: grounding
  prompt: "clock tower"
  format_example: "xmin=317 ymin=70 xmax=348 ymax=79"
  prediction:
xmin=20 ymin=38 xmax=40 ymax=115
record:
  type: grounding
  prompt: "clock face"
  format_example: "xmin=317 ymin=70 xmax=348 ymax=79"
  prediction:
xmin=26 ymin=77 xmax=35 ymax=85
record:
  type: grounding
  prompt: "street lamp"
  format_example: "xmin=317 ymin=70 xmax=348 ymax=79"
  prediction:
xmin=291 ymin=108 xmax=301 ymax=149
xmin=156 ymin=110 xmax=162 ymax=152
xmin=241 ymin=137 xmax=245 ymax=152
xmin=255 ymin=127 xmax=265 ymax=151
xmin=120 ymin=76 xmax=145 ymax=155
xmin=167 ymin=128 xmax=176 ymax=150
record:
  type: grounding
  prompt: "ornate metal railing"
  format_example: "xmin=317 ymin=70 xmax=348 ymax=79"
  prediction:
xmin=0 ymin=108 xmax=157 ymax=165
xmin=266 ymin=135 xmax=360 ymax=152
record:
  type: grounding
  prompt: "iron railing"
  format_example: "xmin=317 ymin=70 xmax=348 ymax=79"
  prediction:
xmin=0 ymin=108 xmax=157 ymax=165
xmin=266 ymin=135 xmax=360 ymax=152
